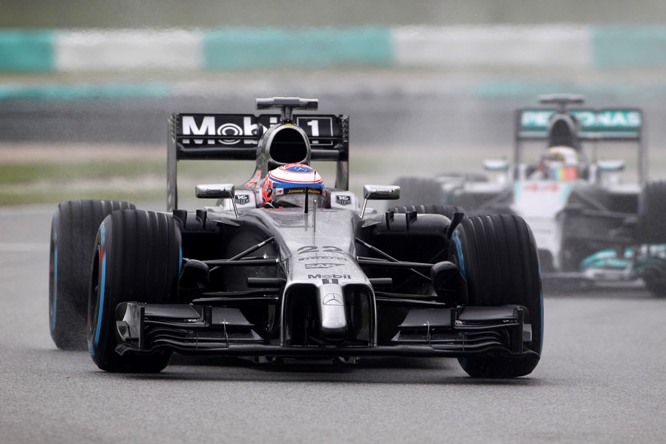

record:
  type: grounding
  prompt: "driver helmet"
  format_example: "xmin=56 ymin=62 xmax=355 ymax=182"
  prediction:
xmin=539 ymin=146 xmax=581 ymax=180
xmin=261 ymin=163 xmax=325 ymax=208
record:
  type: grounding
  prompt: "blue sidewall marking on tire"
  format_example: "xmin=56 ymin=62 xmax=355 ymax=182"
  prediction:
xmin=94 ymin=223 xmax=106 ymax=348
xmin=94 ymin=253 xmax=106 ymax=348
xmin=453 ymin=230 xmax=469 ymax=370
xmin=50 ymin=217 xmax=58 ymax=334
xmin=51 ymin=246 xmax=58 ymax=334
xmin=452 ymin=231 xmax=466 ymax=277
xmin=539 ymin=289 xmax=544 ymax=354
xmin=179 ymin=246 xmax=182 ymax=275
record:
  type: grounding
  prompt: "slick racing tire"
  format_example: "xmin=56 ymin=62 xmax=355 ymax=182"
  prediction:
xmin=449 ymin=214 xmax=543 ymax=378
xmin=640 ymin=257 xmax=666 ymax=297
xmin=88 ymin=209 xmax=181 ymax=373
xmin=638 ymin=181 xmax=666 ymax=244
xmin=49 ymin=200 xmax=135 ymax=350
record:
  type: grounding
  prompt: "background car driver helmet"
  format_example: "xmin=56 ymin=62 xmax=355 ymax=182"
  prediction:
xmin=540 ymin=146 xmax=581 ymax=180
xmin=261 ymin=163 xmax=325 ymax=207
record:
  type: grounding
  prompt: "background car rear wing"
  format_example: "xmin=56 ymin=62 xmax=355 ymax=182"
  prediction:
xmin=167 ymin=112 xmax=349 ymax=210
xmin=516 ymin=108 xmax=643 ymax=140
xmin=514 ymin=107 xmax=646 ymax=183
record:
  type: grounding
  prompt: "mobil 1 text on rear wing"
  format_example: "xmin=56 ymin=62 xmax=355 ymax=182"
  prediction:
xmin=179 ymin=114 xmax=341 ymax=148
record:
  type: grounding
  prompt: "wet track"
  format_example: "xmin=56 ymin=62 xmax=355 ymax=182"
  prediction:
xmin=3 ymin=77 xmax=666 ymax=441
xmin=2 ymin=204 xmax=666 ymax=443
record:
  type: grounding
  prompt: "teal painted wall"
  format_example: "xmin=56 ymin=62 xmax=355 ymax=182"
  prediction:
xmin=2 ymin=26 xmax=666 ymax=73
xmin=593 ymin=26 xmax=666 ymax=69
xmin=203 ymin=27 xmax=393 ymax=70
xmin=0 ymin=30 xmax=55 ymax=72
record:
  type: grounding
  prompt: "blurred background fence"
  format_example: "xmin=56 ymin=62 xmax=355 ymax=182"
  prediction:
xmin=2 ymin=25 xmax=666 ymax=73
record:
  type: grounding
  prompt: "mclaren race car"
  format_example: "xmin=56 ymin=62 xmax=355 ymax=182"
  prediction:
xmin=394 ymin=94 xmax=666 ymax=295
xmin=49 ymin=97 xmax=543 ymax=378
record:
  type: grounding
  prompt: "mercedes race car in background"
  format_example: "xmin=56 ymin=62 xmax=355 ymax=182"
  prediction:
xmin=394 ymin=94 xmax=666 ymax=295
xmin=49 ymin=97 xmax=543 ymax=378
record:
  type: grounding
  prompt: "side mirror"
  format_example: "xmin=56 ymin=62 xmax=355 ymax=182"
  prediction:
xmin=195 ymin=184 xmax=238 ymax=216
xmin=361 ymin=185 xmax=400 ymax=218
xmin=195 ymin=183 xmax=235 ymax=199
xmin=597 ymin=160 xmax=625 ymax=173
xmin=483 ymin=159 xmax=511 ymax=184
xmin=483 ymin=159 xmax=510 ymax=172
xmin=363 ymin=185 xmax=400 ymax=200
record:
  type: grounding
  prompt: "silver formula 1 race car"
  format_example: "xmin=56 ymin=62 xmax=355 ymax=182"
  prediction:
xmin=49 ymin=97 xmax=543 ymax=378
xmin=394 ymin=94 xmax=666 ymax=295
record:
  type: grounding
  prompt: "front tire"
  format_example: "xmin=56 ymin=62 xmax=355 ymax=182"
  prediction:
xmin=87 ymin=209 xmax=181 ymax=373
xmin=49 ymin=200 xmax=135 ymax=350
xmin=638 ymin=181 xmax=666 ymax=244
xmin=636 ymin=182 xmax=666 ymax=296
xmin=641 ymin=258 xmax=666 ymax=296
xmin=449 ymin=214 xmax=543 ymax=378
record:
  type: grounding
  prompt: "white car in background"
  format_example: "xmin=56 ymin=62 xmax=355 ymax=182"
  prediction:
xmin=394 ymin=94 xmax=666 ymax=295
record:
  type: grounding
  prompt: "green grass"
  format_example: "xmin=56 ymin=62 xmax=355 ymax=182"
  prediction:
xmin=0 ymin=188 xmax=162 ymax=206
xmin=0 ymin=160 xmax=165 ymax=185
xmin=6 ymin=143 xmax=661 ymax=207
xmin=0 ymin=151 xmax=392 ymax=205
xmin=0 ymin=161 xmax=162 ymax=205
xmin=0 ymin=158 xmax=306 ymax=205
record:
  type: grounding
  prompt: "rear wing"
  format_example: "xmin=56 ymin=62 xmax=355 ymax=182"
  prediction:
xmin=167 ymin=112 xmax=350 ymax=210
xmin=516 ymin=108 xmax=643 ymax=141
xmin=514 ymin=107 xmax=646 ymax=183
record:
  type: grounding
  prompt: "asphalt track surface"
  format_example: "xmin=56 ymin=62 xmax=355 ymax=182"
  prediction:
xmin=1 ymin=204 xmax=666 ymax=443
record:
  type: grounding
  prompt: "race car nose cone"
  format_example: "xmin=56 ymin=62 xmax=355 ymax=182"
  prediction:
xmin=318 ymin=284 xmax=347 ymax=341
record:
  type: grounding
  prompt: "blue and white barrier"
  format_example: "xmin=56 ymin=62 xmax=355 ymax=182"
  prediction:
xmin=1 ymin=25 xmax=665 ymax=72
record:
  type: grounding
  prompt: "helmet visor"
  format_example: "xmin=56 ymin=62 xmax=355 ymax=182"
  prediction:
xmin=273 ymin=188 xmax=325 ymax=208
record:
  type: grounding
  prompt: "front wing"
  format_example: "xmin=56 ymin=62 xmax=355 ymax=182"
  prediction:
xmin=114 ymin=302 xmax=536 ymax=359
